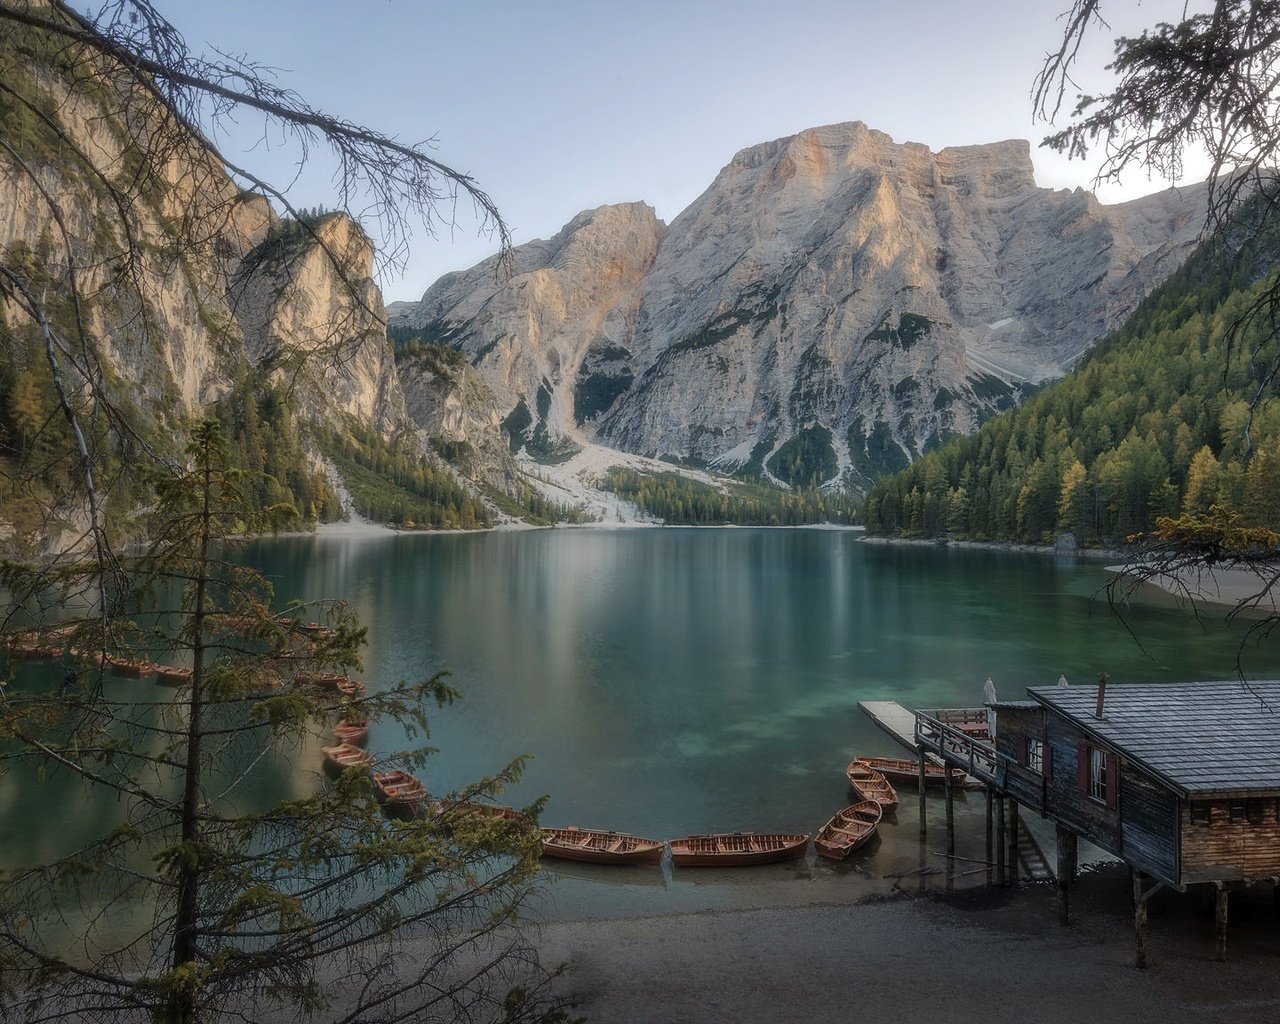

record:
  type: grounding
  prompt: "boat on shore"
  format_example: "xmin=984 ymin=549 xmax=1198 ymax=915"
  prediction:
xmin=332 ymin=720 xmax=369 ymax=745
xmin=373 ymin=770 xmax=428 ymax=812
xmin=668 ymin=832 xmax=809 ymax=867
xmin=540 ymin=827 xmax=665 ymax=865
xmin=814 ymin=800 xmax=882 ymax=860
xmin=854 ymin=756 xmax=966 ymax=788
xmin=154 ymin=664 xmax=193 ymax=685
xmin=430 ymin=799 xmax=524 ymax=823
xmin=322 ymin=743 xmax=374 ymax=773
xmin=845 ymin=760 xmax=900 ymax=810
xmin=106 ymin=656 xmax=154 ymax=678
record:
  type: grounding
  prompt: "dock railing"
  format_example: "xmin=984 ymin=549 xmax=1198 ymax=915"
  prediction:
xmin=914 ymin=708 xmax=1045 ymax=811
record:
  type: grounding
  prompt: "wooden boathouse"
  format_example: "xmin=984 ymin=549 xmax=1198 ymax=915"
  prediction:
xmin=914 ymin=679 xmax=1280 ymax=966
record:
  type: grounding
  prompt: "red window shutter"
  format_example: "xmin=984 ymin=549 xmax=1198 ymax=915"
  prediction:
xmin=1077 ymin=743 xmax=1089 ymax=792
xmin=1044 ymin=743 xmax=1053 ymax=782
xmin=1019 ymin=735 xmax=1029 ymax=766
xmin=1106 ymin=754 xmax=1120 ymax=811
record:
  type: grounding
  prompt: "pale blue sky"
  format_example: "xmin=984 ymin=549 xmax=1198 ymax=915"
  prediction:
xmin=168 ymin=1 xmax=1205 ymax=301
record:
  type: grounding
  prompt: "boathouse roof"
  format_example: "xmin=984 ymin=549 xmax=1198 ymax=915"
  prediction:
xmin=1027 ymin=680 xmax=1280 ymax=797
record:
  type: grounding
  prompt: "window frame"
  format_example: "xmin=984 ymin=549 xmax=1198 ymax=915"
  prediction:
xmin=1088 ymin=746 xmax=1108 ymax=804
xmin=1026 ymin=738 xmax=1044 ymax=774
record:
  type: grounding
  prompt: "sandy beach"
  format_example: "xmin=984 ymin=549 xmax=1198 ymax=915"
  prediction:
xmin=536 ymin=867 xmax=1280 ymax=1023
xmin=1105 ymin=563 xmax=1279 ymax=612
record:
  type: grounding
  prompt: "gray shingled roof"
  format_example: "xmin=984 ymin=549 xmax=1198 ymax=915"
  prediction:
xmin=1027 ymin=681 xmax=1280 ymax=796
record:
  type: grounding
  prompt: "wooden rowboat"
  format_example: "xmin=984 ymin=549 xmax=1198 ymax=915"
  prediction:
xmin=854 ymin=756 xmax=966 ymax=788
xmin=154 ymin=664 xmax=193 ymax=685
xmin=669 ymin=832 xmax=809 ymax=867
xmin=845 ymin=760 xmax=899 ymax=810
xmin=540 ymin=827 xmax=665 ymax=865
xmin=332 ymin=720 xmax=369 ymax=745
xmin=814 ymin=800 xmax=882 ymax=860
xmin=106 ymin=656 xmax=154 ymax=678
xmin=373 ymin=770 xmax=428 ymax=811
xmin=431 ymin=799 xmax=524 ymax=823
xmin=322 ymin=743 xmax=374 ymax=772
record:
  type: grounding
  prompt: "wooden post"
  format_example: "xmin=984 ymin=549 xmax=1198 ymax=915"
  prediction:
xmin=996 ymin=797 xmax=1007 ymax=886
xmin=1133 ymin=871 xmax=1149 ymax=969
xmin=1215 ymin=883 xmax=1229 ymax=962
xmin=1006 ymin=800 xmax=1020 ymax=884
xmin=1056 ymin=825 xmax=1077 ymax=924
xmin=917 ymin=745 xmax=927 ymax=842
xmin=985 ymin=788 xmax=994 ymax=884
xmin=944 ymin=756 xmax=955 ymax=855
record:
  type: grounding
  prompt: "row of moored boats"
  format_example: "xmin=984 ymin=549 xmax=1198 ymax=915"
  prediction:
xmin=316 ymin=746 xmax=968 ymax=867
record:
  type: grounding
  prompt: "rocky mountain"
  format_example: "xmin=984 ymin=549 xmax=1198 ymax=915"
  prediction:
xmin=391 ymin=122 xmax=1206 ymax=490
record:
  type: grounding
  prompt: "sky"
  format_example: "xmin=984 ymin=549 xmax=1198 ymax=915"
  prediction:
xmin=166 ymin=0 xmax=1210 ymax=302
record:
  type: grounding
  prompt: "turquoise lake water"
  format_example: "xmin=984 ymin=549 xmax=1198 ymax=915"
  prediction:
xmin=5 ymin=528 xmax=1278 ymax=920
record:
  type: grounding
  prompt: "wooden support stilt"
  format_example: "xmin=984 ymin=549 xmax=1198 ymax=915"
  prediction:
xmin=1133 ymin=871 xmax=1149 ymax=969
xmin=943 ymin=757 xmax=955 ymax=855
xmin=1006 ymin=800 xmax=1020 ymax=884
xmin=1215 ymin=883 xmax=1229 ymax=962
xmin=917 ymin=745 xmax=927 ymax=842
xmin=996 ymin=797 xmax=1007 ymax=887
xmin=985 ymin=788 xmax=994 ymax=884
xmin=1056 ymin=825 xmax=1077 ymax=924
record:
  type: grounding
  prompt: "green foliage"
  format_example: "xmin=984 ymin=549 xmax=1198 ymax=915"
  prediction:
xmin=768 ymin=426 xmax=838 ymax=487
xmin=316 ymin=422 xmax=491 ymax=529
xmin=0 ymin=420 xmax=559 ymax=1022
xmin=215 ymin=373 xmax=339 ymax=526
xmin=863 ymin=219 xmax=1280 ymax=545
xmin=602 ymin=468 xmax=856 ymax=526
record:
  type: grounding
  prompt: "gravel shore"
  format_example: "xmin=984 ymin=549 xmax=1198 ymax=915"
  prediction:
xmin=535 ymin=867 xmax=1280 ymax=1023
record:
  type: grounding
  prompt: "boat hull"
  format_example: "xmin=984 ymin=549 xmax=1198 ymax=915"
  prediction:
xmin=540 ymin=828 xmax=665 ymax=865
xmin=669 ymin=833 xmax=809 ymax=867
xmin=855 ymin=757 xmax=965 ymax=788
xmin=814 ymin=802 xmax=882 ymax=861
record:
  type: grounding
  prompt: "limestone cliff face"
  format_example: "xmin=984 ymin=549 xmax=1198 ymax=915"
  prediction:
xmin=391 ymin=202 xmax=664 ymax=456
xmin=393 ymin=122 xmax=1204 ymax=489
xmin=0 ymin=28 xmax=408 ymax=447
xmin=231 ymin=214 xmax=406 ymax=436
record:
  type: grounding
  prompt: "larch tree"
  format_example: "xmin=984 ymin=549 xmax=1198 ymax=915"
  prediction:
xmin=1037 ymin=0 xmax=1280 ymax=655
xmin=0 ymin=1 xmax=569 ymax=1021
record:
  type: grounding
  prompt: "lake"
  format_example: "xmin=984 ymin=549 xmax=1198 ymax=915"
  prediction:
xmin=5 ymin=528 xmax=1278 ymax=921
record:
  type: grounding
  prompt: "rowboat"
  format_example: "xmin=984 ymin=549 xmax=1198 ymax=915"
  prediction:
xmin=854 ymin=756 xmax=966 ymax=788
xmin=540 ymin=827 xmax=665 ymax=865
xmin=669 ymin=832 xmax=809 ymax=867
xmin=431 ymin=799 xmax=524 ymax=823
xmin=336 ymin=678 xmax=366 ymax=699
xmin=298 ymin=622 xmax=338 ymax=641
xmin=154 ymin=664 xmax=193 ymax=685
xmin=106 ymin=656 xmax=154 ymax=678
xmin=331 ymin=720 xmax=369 ymax=745
xmin=814 ymin=800 xmax=882 ymax=860
xmin=373 ymin=770 xmax=428 ymax=811
xmin=321 ymin=743 xmax=374 ymax=772
xmin=845 ymin=760 xmax=899 ymax=810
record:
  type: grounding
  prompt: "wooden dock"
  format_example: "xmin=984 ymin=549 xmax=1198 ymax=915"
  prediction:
xmin=858 ymin=700 xmax=920 ymax=751
xmin=859 ymin=700 xmax=985 ymax=788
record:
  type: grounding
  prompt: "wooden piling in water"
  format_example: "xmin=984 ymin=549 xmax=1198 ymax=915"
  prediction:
xmin=1214 ymin=883 xmax=1229 ymax=962
xmin=1057 ymin=825 xmax=1077 ymax=924
xmin=995 ymin=797 xmax=1006 ymax=886
xmin=917 ymin=744 xmax=927 ymax=841
xmin=985 ymin=788 xmax=994 ymax=884
xmin=943 ymin=758 xmax=955 ymax=855
xmin=1006 ymin=800 xmax=1019 ymax=884
xmin=1133 ymin=871 xmax=1149 ymax=969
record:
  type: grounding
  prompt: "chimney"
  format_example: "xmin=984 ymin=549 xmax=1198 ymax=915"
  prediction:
xmin=1095 ymin=671 xmax=1110 ymax=719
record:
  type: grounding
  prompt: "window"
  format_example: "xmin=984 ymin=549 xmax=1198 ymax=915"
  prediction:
xmin=1246 ymin=799 xmax=1266 ymax=825
xmin=1190 ymin=801 xmax=1211 ymax=825
xmin=1089 ymin=747 xmax=1108 ymax=803
xmin=1026 ymin=739 xmax=1044 ymax=774
xmin=1229 ymin=799 xmax=1246 ymax=823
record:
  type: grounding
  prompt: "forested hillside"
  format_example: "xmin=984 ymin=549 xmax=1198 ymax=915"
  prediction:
xmin=862 ymin=212 xmax=1280 ymax=544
